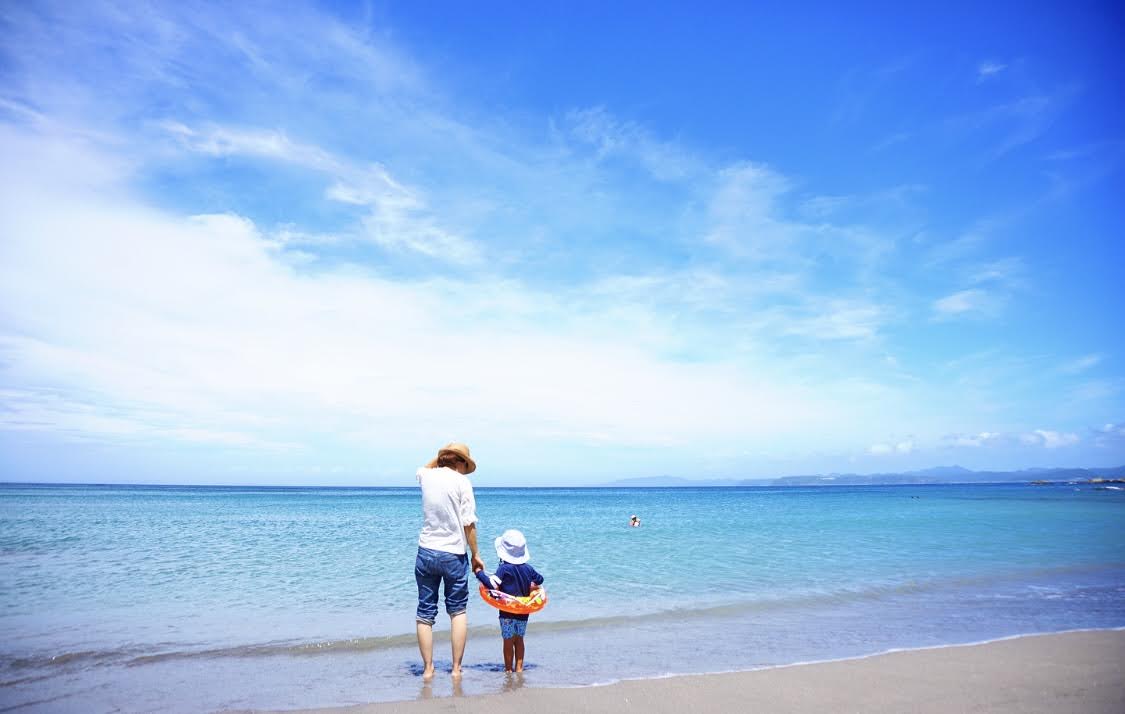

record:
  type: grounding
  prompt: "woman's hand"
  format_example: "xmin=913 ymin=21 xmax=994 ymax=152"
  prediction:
xmin=464 ymin=523 xmax=485 ymax=573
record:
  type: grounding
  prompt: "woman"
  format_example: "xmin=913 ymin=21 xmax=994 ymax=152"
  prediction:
xmin=414 ymin=442 xmax=485 ymax=680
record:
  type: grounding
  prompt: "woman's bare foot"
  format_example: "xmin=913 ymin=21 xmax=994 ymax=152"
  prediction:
xmin=421 ymin=665 xmax=435 ymax=681
xmin=450 ymin=667 xmax=463 ymax=679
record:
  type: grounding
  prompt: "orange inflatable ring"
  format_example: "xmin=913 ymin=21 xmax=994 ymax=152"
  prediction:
xmin=478 ymin=584 xmax=548 ymax=615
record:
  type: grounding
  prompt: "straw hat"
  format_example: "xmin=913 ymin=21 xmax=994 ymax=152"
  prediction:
xmin=425 ymin=442 xmax=476 ymax=474
xmin=494 ymin=529 xmax=531 ymax=565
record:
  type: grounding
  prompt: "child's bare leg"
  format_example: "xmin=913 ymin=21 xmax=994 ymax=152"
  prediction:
xmin=502 ymin=637 xmax=515 ymax=672
xmin=513 ymin=636 xmax=525 ymax=672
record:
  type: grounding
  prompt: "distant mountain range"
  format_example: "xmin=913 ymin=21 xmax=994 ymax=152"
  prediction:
xmin=604 ymin=465 xmax=1125 ymax=487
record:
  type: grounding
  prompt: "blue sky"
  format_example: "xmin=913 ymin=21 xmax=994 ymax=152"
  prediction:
xmin=1 ymin=1 xmax=1123 ymax=485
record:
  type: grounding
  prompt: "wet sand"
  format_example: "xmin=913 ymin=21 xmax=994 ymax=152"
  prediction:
xmin=248 ymin=629 xmax=1124 ymax=714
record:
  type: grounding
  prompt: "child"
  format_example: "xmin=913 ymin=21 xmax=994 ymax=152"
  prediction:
xmin=491 ymin=529 xmax=544 ymax=673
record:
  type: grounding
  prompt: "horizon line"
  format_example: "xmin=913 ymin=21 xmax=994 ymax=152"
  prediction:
xmin=3 ymin=465 xmax=1123 ymax=491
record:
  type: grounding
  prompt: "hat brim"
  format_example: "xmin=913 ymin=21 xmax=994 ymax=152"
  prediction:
xmin=494 ymin=535 xmax=530 ymax=564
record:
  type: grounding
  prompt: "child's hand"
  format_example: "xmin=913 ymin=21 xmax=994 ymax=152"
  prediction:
xmin=529 ymin=582 xmax=541 ymax=592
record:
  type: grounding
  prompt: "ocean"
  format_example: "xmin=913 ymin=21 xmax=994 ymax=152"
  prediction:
xmin=2 ymin=482 xmax=1124 ymax=712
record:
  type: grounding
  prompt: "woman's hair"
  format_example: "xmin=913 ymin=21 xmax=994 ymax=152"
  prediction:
xmin=437 ymin=453 xmax=465 ymax=470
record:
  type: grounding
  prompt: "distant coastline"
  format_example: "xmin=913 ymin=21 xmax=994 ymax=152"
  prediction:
xmin=3 ymin=465 xmax=1125 ymax=490
xmin=603 ymin=464 xmax=1125 ymax=488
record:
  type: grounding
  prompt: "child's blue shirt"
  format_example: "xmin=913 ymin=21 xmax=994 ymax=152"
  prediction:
xmin=495 ymin=560 xmax=543 ymax=621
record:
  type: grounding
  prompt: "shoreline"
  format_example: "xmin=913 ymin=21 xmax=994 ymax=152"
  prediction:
xmin=244 ymin=628 xmax=1125 ymax=714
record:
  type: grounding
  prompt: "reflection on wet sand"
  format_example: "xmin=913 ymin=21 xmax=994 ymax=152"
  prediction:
xmin=416 ymin=674 xmax=464 ymax=700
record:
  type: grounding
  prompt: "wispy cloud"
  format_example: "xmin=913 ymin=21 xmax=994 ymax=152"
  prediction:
xmin=1020 ymin=429 xmax=1080 ymax=449
xmin=967 ymin=257 xmax=1024 ymax=287
xmin=777 ymin=301 xmax=887 ymax=341
xmin=871 ymin=130 xmax=913 ymax=152
xmin=943 ymin=89 xmax=1076 ymax=160
xmin=928 ymin=253 xmax=1023 ymax=322
xmin=923 ymin=217 xmax=1008 ymax=267
xmin=976 ymin=61 xmax=1007 ymax=82
xmin=869 ymin=439 xmax=914 ymax=455
xmin=165 ymin=122 xmax=483 ymax=264
xmin=944 ymin=428 xmax=1079 ymax=449
xmin=564 ymin=106 xmax=704 ymax=181
xmin=946 ymin=431 xmax=1003 ymax=448
xmin=164 ymin=122 xmax=344 ymax=172
xmin=1061 ymin=354 xmax=1102 ymax=374
xmin=0 ymin=388 xmax=294 ymax=449
xmin=932 ymin=288 xmax=996 ymax=319
xmin=702 ymin=162 xmax=795 ymax=257
xmin=1094 ymin=423 xmax=1125 ymax=447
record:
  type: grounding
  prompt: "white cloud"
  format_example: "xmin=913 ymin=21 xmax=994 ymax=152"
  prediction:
xmin=932 ymin=288 xmax=995 ymax=318
xmin=945 ymin=428 xmax=1084 ymax=450
xmin=976 ymin=61 xmax=1007 ymax=81
xmin=941 ymin=85 xmax=1076 ymax=162
xmin=558 ymin=113 xmax=899 ymax=345
xmin=968 ymin=257 xmax=1024 ymax=287
xmin=779 ymin=301 xmax=886 ymax=341
xmin=868 ymin=439 xmax=914 ymax=455
xmin=948 ymin=431 xmax=1002 ymax=447
xmin=0 ymin=127 xmax=859 ymax=464
xmin=1021 ymin=430 xmax=1080 ymax=449
xmin=698 ymin=162 xmax=895 ymax=308
xmin=164 ymin=122 xmax=344 ymax=173
xmin=928 ymin=257 xmax=1023 ymax=322
xmin=1093 ymin=422 xmax=1125 ymax=448
xmin=1 ymin=1 xmax=425 ymax=131
xmin=167 ymin=123 xmax=483 ymax=265
xmin=703 ymin=162 xmax=795 ymax=257
xmin=1060 ymin=354 xmax=1102 ymax=374
xmin=0 ymin=388 xmax=293 ymax=448
xmin=565 ymin=106 xmax=703 ymax=181
xmin=923 ymin=217 xmax=1001 ymax=267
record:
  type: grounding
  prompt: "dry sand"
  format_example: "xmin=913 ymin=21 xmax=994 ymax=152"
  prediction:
xmin=253 ymin=629 xmax=1124 ymax=714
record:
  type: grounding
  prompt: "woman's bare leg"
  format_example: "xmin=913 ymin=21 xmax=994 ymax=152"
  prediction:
xmin=450 ymin=612 xmax=467 ymax=677
xmin=415 ymin=622 xmax=435 ymax=680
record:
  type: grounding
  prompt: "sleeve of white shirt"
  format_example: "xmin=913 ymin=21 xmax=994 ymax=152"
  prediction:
xmin=459 ymin=479 xmax=478 ymax=526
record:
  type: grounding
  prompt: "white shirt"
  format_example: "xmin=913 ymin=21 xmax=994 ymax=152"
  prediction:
xmin=417 ymin=467 xmax=478 ymax=555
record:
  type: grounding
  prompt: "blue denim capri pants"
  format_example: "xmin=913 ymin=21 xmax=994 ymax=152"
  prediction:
xmin=415 ymin=546 xmax=469 ymax=625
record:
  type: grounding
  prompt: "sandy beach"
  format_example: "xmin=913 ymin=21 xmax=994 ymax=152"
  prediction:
xmin=252 ymin=629 xmax=1124 ymax=714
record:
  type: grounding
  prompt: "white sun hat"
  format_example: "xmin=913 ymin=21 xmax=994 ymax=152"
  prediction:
xmin=494 ymin=529 xmax=531 ymax=565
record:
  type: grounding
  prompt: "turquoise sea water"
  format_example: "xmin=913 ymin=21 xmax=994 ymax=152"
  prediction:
xmin=2 ymin=482 xmax=1124 ymax=712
